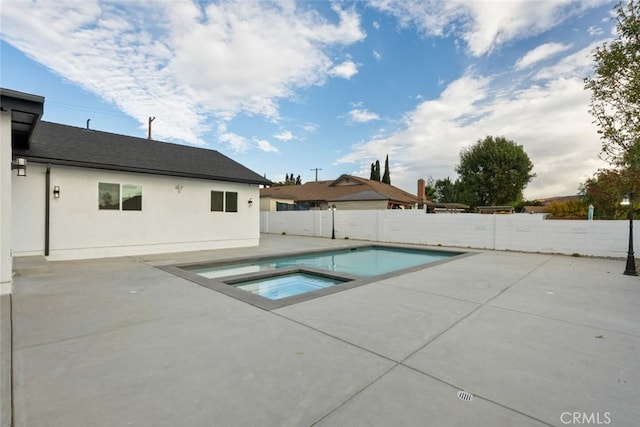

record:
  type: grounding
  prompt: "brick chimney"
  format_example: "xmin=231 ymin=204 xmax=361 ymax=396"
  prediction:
xmin=417 ymin=178 xmax=426 ymax=203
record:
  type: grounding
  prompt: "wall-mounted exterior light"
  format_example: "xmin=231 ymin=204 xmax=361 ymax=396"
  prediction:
xmin=11 ymin=157 xmax=26 ymax=176
xmin=53 ymin=186 xmax=60 ymax=198
xmin=248 ymin=198 xmax=253 ymax=206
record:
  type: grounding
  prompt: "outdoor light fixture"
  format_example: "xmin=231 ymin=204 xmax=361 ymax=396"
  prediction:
xmin=248 ymin=198 xmax=253 ymax=206
xmin=11 ymin=157 xmax=26 ymax=176
xmin=53 ymin=186 xmax=60 ymax=199
xmin=331 ymin=204 xmax=336 ymax=240
xmin=621 ymin=193 xmax=638 ymax=276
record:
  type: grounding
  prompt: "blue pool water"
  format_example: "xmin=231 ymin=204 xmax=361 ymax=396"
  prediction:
xmin=234 ymin=273 xmax=345 ymax=300
xmin=188 ymin=246 xmax=459 ymax=301
xmin=191 ymin=246 xmax=455 ymax=279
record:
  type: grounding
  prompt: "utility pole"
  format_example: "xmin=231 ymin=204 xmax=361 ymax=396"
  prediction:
xmin=310 ymin=168 xmax=323 ymax=182
xmin=148 ymin=116 xmax=156 ymax=139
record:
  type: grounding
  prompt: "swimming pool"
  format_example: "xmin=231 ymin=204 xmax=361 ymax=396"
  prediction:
xmin=190 ymin=246 xmax=457 ymax=279
xmin=167 ymin=245 xmax=466 ymax=309
xmin=232 ymin=272 xmax=347 ymax=300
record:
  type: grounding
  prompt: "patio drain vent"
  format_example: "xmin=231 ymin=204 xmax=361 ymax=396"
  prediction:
xmin=457 ymin=391 xmax=473 ymax=402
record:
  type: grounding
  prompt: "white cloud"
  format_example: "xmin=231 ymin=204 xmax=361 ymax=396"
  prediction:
xmin=346 ymin=109 xmax=380 ymax=123
xmin=514 ymin=42 xmax=572 ymax=70
xmin=302 ymin=123 xmax=318 ymax=133
xmin=373 ymin=50 xmax=382 ymax=60
xmin=219 ymin=132 xmax=251 ymax=152
xmin=588 ymin=25 xmax=604 ymax=36
xmin=373 ymin=21 xmax=380 ymax=29
xmin=533 ymin=43 xmax=599 ymax=81
xmin=273 ymin=130 xmax=294 ymax=141
xmin=256 ymin=139 xmax=279 ymax=152
xmin=0 ymin=0 xmax=365 ymax=144
xmin=337 ymin=58 xmax=607 ymax=199
xmin=369 ymin=0 xmax=608 ymax=56
xmin=329 ymin=60 xmax=359 ymax=79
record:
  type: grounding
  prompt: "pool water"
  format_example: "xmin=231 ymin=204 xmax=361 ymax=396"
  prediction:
xmin=233 ymin=273 xmax=345 ymax=300
xmin=191 ymin=246 xmax=455 ymax=279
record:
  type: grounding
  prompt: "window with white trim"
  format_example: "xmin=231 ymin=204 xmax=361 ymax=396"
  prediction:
xmin=211 ymin=190 xmax=238 ymax=212
xmin=99 ymin=182 xmax=142 ymax=211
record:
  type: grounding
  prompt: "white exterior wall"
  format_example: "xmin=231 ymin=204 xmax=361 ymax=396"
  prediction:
xmin=0 ymin=110 xmax=11 ymax=290
xmin=12 ymin=162 xmax=46 ymax=256
xmin=13 ymin=163 xmax=261 ymax=260
xmin=261 ymin=210 xmax=637 ymax=258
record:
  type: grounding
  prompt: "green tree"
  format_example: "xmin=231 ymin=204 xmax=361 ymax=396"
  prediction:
xmin=372 ymin=160 xmax=381 ymax=181
xmin=434 ymin=177 xmax=461 ymax=203
xmin=582 ymin=167 xmax=640 ymax=219
xmin=546 ymin=200 xmax=589 ymax=218
xmin=584 ymin=0 xmax=640 ymax=168
xmin=424 ymin=177 xmax=437 ymax=201
xmin=370 ymin=163 xmax=375 ymax=180
xmin=272 ymin=173 xmax=302 ymax=186
xmin=455 ymin=136 xmax=535 ymax=207
xmin=382 ymin=155 xmax=391 ymax=184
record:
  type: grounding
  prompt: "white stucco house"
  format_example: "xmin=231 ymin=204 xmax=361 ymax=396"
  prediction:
xmin=1 ymin=88 xmax=270 ymax=290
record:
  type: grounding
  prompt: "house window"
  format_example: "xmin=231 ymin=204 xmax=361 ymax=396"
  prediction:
xmin=225 ymin=192 xmax=238 ymax=212
xmin=211 ymin=190 xmax=238 ymax=212
xmin=211 ymin=191 xmax=224 ymax=211
xmin=99 ymin=183 xmax=142 ymax=211
xmin=122 ymin=184 xmax=142 ymax=211
xmin=99 ymin=183 xmax=120 ymax=210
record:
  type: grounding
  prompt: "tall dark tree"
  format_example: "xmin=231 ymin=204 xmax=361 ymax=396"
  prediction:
xmin=373 ymin=160 xmax=381 ymax=181
xmin=585 ymin=0 xmax=640 ymax=168
xmin=370 ymin=163 xmax=375 ymax=180
xmin=455 ymin=136 xmax=535 ymax=207
xmin=382 ymin=155 xmax=391 ymax=184
xmin=295 ymin=175 xmax=302 ymax=185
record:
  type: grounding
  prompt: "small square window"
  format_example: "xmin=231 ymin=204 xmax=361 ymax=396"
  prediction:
xmin=211 ymin=191 xmax=224 ymax=211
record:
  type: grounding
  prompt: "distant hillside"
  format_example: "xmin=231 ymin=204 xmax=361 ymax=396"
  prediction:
xmin=537 ymin=195 xmax=580 ymax=204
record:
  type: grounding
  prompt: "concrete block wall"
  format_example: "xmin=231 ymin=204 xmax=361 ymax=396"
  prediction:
xmin=261 ymin=210 xmax=636 ymax=258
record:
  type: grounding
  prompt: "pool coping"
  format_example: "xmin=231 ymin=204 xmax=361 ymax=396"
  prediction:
xmin=158 ymin=243 xmax=475 ymax=310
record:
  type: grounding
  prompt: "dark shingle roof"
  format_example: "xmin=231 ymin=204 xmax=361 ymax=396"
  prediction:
xmin=13 ymin=121 xmax=271 ymax=185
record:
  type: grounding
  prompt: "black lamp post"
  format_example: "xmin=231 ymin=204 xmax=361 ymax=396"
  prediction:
xmin=331 ymin=205 xmax=336 ymax=240
xmin=621 ymin=193 xmax=638 ymax=276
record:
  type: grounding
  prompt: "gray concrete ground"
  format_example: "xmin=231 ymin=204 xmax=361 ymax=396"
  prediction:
xmin=4 ymin=234 xmax=640 ymax=426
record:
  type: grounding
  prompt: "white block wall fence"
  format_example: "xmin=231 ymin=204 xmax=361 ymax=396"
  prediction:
xmin=260 ymin=210 xmax=638 ymax=258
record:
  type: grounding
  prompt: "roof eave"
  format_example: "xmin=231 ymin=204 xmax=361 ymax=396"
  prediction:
xmin=21 ymin=156 xmax=271 ymax=185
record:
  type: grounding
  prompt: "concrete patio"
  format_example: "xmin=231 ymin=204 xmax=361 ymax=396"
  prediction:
xmin=3 ymin=234 xmax=639 ymax=426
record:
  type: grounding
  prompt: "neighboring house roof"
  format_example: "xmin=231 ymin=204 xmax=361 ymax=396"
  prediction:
xmin=331 ymin=190 xmax=389 ymax=201
xmin=261 ymin=174 xmax=422 ymax=206
xmin=12 ymin=121 xmax=271 ymax=185
xmin=425 ymin=202 xmax=469 ymax=210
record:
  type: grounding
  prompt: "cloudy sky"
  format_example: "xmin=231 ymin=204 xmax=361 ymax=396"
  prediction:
xmin=1 ymin=0 xmax=617 ymax=199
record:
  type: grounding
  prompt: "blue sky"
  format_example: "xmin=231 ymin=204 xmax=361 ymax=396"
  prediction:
xmin=1 ymin=0 xmax=617 ymax=199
